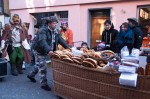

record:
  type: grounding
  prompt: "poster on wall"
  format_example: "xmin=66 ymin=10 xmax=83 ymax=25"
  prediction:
xmin=140 ymin=9 xmax=148 ymax=19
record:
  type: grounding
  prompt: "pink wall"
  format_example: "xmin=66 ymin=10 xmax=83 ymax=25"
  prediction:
xmin=9 ymin=0 xmax=119 ymax=9
xmin=9 ymin=0 xmax=150 ymax=46
xmin=80 ymin=1 xmax=150 ymax=44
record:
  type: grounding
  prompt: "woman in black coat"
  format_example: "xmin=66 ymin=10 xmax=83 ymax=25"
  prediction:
xmin=102 ymin=20 xmax=119 ymax=53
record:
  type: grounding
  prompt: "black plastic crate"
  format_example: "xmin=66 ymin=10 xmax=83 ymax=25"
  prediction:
xmin=0 ymin=58 xmax=7 ymax=77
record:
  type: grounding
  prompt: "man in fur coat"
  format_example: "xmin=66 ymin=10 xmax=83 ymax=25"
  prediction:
xmin=0 ymin=14 xmax=31 ymax=76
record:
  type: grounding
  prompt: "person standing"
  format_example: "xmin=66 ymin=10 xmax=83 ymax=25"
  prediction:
xmin=101 ymin=20 xmax=119 ymax=53
xmin=60 ymin=21 xmax=73 ymax=47
xmin=117 ymin=22 xmax=134 ymax=53
xmin=127 ymin=18 xmax=143 ymax=49
xmin=0 ymin=14 xmax=31 ymax=76
xmin=27 ymin=16 xmax=69 ymax=91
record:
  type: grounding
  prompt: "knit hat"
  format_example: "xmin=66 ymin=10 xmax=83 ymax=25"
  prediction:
xmin=61 ymin=21 xmax=68 ymax=27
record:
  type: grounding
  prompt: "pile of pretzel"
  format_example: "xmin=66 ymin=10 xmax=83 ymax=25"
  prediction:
xmin=51 ymin=48 xmax=114 ymax=69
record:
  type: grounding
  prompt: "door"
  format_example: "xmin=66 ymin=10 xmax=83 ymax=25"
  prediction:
xmin=90 ymin=9 xmax=110 ymax=48
xmin=91 ymin=17 xmax=109 ymax=48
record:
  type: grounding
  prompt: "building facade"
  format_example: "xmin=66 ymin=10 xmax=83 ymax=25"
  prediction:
xmin=9 ymin=0 xmax=150 ymax=47
xmin=0 ymin=0 xmax=10 ymax=28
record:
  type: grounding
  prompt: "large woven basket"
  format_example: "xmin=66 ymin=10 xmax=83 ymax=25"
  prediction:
xmin=51 ymin=59 xmax=150 ymax=99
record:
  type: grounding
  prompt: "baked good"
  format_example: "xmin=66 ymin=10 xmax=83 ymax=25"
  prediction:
xmin=103 ymin=65 xmax=116 ymax=72
xmin=87 ymin=50 xmax=95 ymax=57
xmin=51 ymin=53 xmax=61 ymax=59
xmin=102 ymin=50 xmax=114 ymax=57
xmin=54 ymin=50 xmax=62 ymax=55
xmin=82 ymin=54 xmax=89 ymax=58
xmin=60 ymin=55 xmax=70 ymax=60
xmin=65 ymin=52 xmax=73 ymax=58
xmin=100 ymin=63 xmax=106 ymax=67
xmin=72 ymin=56 xmax=82 ymax=62
xmin=137 ymin=67 xmax=144 ymax=75
xmin=84 ymin=58 xmax=97 ymax=68
xmin=62 ymin=58 xmax=74 ymax=63
xmin=94 ymin=52 xmax=101 ymax=58
xmin=102 ymin=50 xmax=114 ymax=54
xmin=80 ymin=48 xmax=88 ymax=53
xmin=83 ymin=61 xmax=95 ymax=68
xmin=73 ymin=59 xmax=82 ymax=65
xmin=97 ymin=66 xmax=102 ymax=69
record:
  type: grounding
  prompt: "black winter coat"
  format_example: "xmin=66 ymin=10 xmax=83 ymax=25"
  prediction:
xmin=102 ymin=27 xmax=119 ymax=53
xmin=32 ymin=25 xmax=69 ymax=55
xmin=131 ymin=26 xmax=143 ymax=49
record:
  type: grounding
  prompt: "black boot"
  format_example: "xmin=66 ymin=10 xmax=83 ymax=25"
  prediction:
xmin=17 ymin=64 xmax=24 ymax=74
xmin=27 ymin=75 xmax=36 ymax=82
xmin=41 ymin=85 xmax=51 ymax=91
xmin=11 ymin=69 xmax=18 ymax=76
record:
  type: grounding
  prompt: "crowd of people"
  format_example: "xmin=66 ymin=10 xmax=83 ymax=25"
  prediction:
xmin=0 ymin=13 xmax=143 ymax=91
xmin=95 ymin=18 xmax=143 ymax=54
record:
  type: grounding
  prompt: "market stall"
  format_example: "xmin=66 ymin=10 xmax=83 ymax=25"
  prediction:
xmin=51 ymin=48 xmax=150 ymax=99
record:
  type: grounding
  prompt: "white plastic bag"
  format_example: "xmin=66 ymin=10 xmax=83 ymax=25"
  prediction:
xmin=131 ymin=48 xmax=139 ymax=58
xmin=71 ymin=47 xmax=83 ymax=56
xmin=121 ymin=46 xmax=129 ymax=58
xmin=121 ymin=46 xmax=139 ymax=59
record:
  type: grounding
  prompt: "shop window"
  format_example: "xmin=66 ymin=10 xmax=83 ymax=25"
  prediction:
xmin=138 ymin=6 xmax=150 ymax=37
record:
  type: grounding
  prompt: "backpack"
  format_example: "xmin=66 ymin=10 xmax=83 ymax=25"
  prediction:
xmin=32 ymin=29 xmax=48 ymax=55
xmin=32 ymin=28 xmax=60 ymax=55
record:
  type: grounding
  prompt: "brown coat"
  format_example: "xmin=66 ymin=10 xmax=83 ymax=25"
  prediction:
xmin=1 ymin=25 xmax=31 ymax=63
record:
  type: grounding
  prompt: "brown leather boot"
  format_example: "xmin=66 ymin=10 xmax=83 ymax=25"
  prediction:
xmin=11 ymin=64 xmax=18 ymax=76
xmin=11 ymin=69 xmax=18 ymax=76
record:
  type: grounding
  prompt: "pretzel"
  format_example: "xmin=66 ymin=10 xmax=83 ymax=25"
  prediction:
xmin=102 ymin=50 xmax=114 ymax=54
xmin=60 ymin=55 xmax=70 ymax=60
xmin=62 ymin=58 xmax=74 ymax=63
xmin=73 ymin=59 xmax=82 ymax=65
xmin=97 ymin=66 xmax=102 ymax=69
xmin=65 ymin=52 xmax=73 ymax=58
xmin=83 ymin=61 xmax=95 ymax=68
xmin=103 ymin=65 xmax=116 ymax=72
xmin=72 ymin=56 xmax=82 ymax=62
xmin=54 ymin=51 xmax=62 ymax=56
xmin=100 ymin=63 xmax=106 ymax=67
xmin=84 ymin=58 xmax=97 ymax=68
xmin=51 ymin=53 xmax=61 ymax=59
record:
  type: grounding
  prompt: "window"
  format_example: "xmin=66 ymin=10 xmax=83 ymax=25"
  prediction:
xmin=138 ymin=6 xmax=150 ymax=37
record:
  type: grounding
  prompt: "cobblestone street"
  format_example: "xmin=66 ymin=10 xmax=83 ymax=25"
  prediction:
xmin=0 ymin=63 xmax=58 ymax=99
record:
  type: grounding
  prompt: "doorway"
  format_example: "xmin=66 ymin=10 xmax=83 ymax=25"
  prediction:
xmin=89 ymin=9 xmax=110 ymax=48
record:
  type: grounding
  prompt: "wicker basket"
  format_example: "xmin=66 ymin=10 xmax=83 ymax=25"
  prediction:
xmin=51 ymin=59 xmax=150 ymax=99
